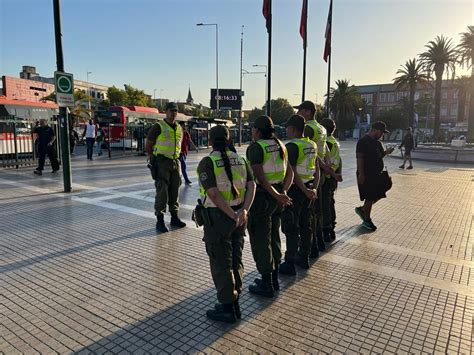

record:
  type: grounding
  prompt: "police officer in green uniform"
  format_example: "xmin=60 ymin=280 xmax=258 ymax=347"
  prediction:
xmin=246 ymin=116 xmax=293 ymax=297
xmin=320 ymin=118 xmax=343 ymax=242
xmin=295 ymin=101 xmax=327 ymax=256
xmin=279 ymin=115 xmax=318 ymax=275
xmin=197 ymin=125 xmax=256 ymax=323
xmin=145 ymin=102 xmax=187 ymax=233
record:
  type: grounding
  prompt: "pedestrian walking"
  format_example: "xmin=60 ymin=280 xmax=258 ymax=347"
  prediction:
xmin=279 ymin=115 xmax=318 ymax=275
xmin=399 ymin=127 xmax=415 ymax=169
xmin=246 ymin=115 xmax=293 ymax=298
xmin=320 ymin=118 xmax=342 ymax=243
xmin=179 ymin=122 xmax=197 ymax=185
xmin=197 ymin=125 xmax=256 ymax=323
xmin=295 ymin=100 xmax=327 ymax=256
xmin=96 ymin=126 xmax=104 ymax=156
xmin=82 ymin=119 xmax=97 ymax=160
xmin=145 ymin=102 xmax=186 ymax=233
xmin=69 ymin=128 xmax=79 ymax=155
xmin=33 ymin=119 xmax=60 ymax=175
xmin=355 ymin=121 xmax=395 ymax=231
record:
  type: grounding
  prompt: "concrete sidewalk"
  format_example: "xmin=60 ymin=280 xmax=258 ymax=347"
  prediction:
xmin=1 ymin=141 xmax=473 ymax=353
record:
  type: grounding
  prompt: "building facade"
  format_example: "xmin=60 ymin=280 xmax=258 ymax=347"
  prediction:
xmin=356 ymin=80 xmax=469 ymax=130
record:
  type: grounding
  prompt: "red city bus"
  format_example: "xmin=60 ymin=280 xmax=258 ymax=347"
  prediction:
xmin=95 ymin=106 xmax=191 ymax=148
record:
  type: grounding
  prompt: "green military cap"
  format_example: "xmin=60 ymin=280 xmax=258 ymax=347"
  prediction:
xmin=253 ymin=115 xmax=274 ymax=131
xmin=209 ymin=125 xmax=230 ymax=141
xmin=284 ymin=114 xmax=305 ymax=132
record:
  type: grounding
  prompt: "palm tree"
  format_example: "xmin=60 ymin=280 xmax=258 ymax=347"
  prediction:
xmin=453 ymin=76 xmax=472 ymax=123
xmin=419 ymin=36 xmax=458 ymax=141
xmin=393 ymin=58 xmax=430 ymax=128
xmin=329 ymin=79 xmax=362 ymax=139
xmin=457 ymin=26 xmax=474 ymax=141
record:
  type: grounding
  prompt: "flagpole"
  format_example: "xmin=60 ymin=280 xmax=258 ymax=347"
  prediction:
xmin=326 ymin=54 xmax=331 ymax=116
xmin=325 ymin=0 xmax=333 ymax=116
xmin=302 ymin=0 xmax=308 ymax=102
xmin=266 ymin=0 xmax=272 ymax=116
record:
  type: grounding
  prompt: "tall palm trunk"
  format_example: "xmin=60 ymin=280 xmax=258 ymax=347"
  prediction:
xmin=468 ymin=65 xmax=474 ymax=142
xmin=434 ymin=70 xmax=443 ymax=141
xmin=409 ymin=84 xmax=415 ymax=128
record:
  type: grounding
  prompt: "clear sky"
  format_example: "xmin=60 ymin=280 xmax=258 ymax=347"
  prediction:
xmin=0 ymin=0 xmax=472 ymax=110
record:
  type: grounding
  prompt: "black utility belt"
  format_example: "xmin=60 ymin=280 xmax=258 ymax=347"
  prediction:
xmin=155 ymin=154 xmax=179 ymax=161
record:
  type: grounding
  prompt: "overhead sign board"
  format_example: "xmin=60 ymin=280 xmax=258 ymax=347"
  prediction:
xmin=210 ymin=89 xmax=242 ymax=110
xmin=55 ymin=71 xmax=74 ymax=107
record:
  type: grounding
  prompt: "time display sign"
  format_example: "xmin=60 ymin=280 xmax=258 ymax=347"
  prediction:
xmin=210 ymin=89 xmax=242 ymax=110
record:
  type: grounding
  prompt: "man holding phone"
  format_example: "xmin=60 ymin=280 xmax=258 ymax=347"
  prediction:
xmin=355 ymin=121 xmax=394 ymax=231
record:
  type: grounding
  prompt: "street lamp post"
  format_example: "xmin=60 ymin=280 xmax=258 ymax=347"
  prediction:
xmin=197 ymin=23 xmax=219 ymax=113
xmin=86 ymin=70 xmax=92 ymax=113
xmin=253 ymin=64 xmax=268 ymax=106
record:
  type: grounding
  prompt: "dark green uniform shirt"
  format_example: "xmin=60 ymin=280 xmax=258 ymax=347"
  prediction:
xmin=198 ymin=153 xmax=254 ymax=191
xmin=246 ymin=142 xmax=264 ymax=165
xmin=285 ymin=142 xmax=299 ymax=166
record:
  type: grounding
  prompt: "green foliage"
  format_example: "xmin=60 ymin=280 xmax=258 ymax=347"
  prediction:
xmin=329 ymin=79 xmax=362 ymax=135
xmin=266 ymin=98 xmax=295 ymax=125
xmin=378 ymin=108 xmax=408 ymax=131
xmin=106 ymin=85 xmax=155 ymax=107
xmin=248 ymin=107 xmax=265 ymax=123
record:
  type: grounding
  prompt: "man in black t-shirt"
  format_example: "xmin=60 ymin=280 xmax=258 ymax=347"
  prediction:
xmin=355 ymin=121 xmax=394 ymax=231
xmin=33 ymin=119 xmax=60 ymax=176
xmin=399 ymin=127 xmax=415 ymax=169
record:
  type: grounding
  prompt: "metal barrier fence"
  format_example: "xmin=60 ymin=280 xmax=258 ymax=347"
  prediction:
xmin=0 ymin=117 xmax=60 ymax=169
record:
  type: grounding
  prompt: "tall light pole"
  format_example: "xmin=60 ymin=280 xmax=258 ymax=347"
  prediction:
xmin=239 ymin=25 xmax=244 ymax=146
xmin=253 ymin=64 xmax=268 ymax=107
xmin=197 ymin=23 xmax=219 ymax=113
xmin=159 ymin=89 xmax=164 ymax=109
xmin=86 ymin=70 xmax=92 ymax=114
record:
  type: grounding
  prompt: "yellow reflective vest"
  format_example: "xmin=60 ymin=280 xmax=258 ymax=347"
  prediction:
xmin=291 ymin=137 xmax=317 ymax=183
xmin=255 ymin=139 xmax=287 ymax=184
xmin=306 ymin=120 xmax=327 ymax=159
xmin=200 ymin=150 xmax=248 ymax=208
xmin=152 ymin=120 xmax=182 ymax=159
xmin=325 ymin=135 xmax=341 ymax=177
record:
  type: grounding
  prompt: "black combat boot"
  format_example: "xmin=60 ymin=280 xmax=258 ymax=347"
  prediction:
xmin=249 ymin=273 xmax=274 ymax=298
xmin=156 ymin=214 xmax=169 ymax=233
xmin=279 ymin=261 xmax=296 ymax=276
xmin=206 ymin=303 xmax=237 ymax=323
xmin=316 ymin=229 xmax=326 ymax=251
xmin=170 ymin=212 xmax=186 ymax=228
xmin=295 ymin=255 xmax=310 ymax=270
xmin=329 ymin=229 xmax=336 ymax=242
xmin=215 ymin=295 xmax=241 ymax=319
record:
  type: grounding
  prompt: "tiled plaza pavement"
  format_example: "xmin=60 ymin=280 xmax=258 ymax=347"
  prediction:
xmin=1 ymin=141 xmax=473 ymax=354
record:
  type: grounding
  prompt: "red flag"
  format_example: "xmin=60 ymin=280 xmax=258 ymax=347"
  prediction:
xmin=323 ymin=0 xmax=333 ymax=62
xmin=300 ymin=0 xmax=308 ymax=47
xmin=262 ymin=0 xmax=271 ymax=33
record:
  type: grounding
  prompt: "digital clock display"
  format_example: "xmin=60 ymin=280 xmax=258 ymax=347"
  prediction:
xmin=210 ymin=89 xmax=242 ymax=110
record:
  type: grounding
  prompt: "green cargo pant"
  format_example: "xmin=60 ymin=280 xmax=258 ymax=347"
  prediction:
xmin=281 ymin=185 xmax=313 ymax=260
xmin=203 ymin=207 xmax=245 ymax=304
xmin=321 ymin=176 xmax=337 ymax=231
xmin=152 ymin=154 xmax=181 ymax=216
xmin=247 ymin=187 xmax=283 ymax=275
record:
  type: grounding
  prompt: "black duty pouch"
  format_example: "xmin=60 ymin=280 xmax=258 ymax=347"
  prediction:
xmin=192 ymin=198 xmax=211 ymax=227
xmin=147 ymin=162 xmax=157 ymax=180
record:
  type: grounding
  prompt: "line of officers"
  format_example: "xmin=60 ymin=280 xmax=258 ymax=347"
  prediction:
xmin=146 ymin=101 xmax=342 ymax=324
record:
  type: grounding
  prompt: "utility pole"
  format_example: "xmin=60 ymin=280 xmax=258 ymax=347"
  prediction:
xmin=239 ymin=25 xmax=244 ymax=146
xmin=53 ymin=0 xmax=72 ymax=192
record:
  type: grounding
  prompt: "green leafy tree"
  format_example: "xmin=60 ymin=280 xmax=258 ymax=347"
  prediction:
xmin=329 ymin=79 xmax=362 ymax=138
xmin=378 ymin=108 xmax=408 ymax=132
xmin=457 ymin=26 xmax=474 ymax=141
xmin=124 ymin=84 xmax=154 ymax=107
xmin=419 ymin=35 xmax=458 ymax=140
xmin=393 ymin=58 xmax=430 ymax=127
xmin=453 ymin=76 xmax=472 ymax=123
xmin=265 ymin=98 xmax=295 ymax=125
xmin=107 ymin=86 xmax=129 ymax=106
xmin=248 ymin=107 xmax=265 ymax=123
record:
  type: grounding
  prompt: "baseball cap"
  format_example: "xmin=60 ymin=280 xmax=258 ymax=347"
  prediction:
xmin=165 ymin=102 xmax=178 ymax=111
xmin=293 ymin=100 xmax=316 ymax=112
xmin=209 ymin=125 xmax=230 ymax=142
xmin=284 ymin=114 xmax=306 ymax=132
xmin=372 ymin=121 xmax=390 ymax=133
xmin=253 ymin=115 xmax=274 ymax=131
